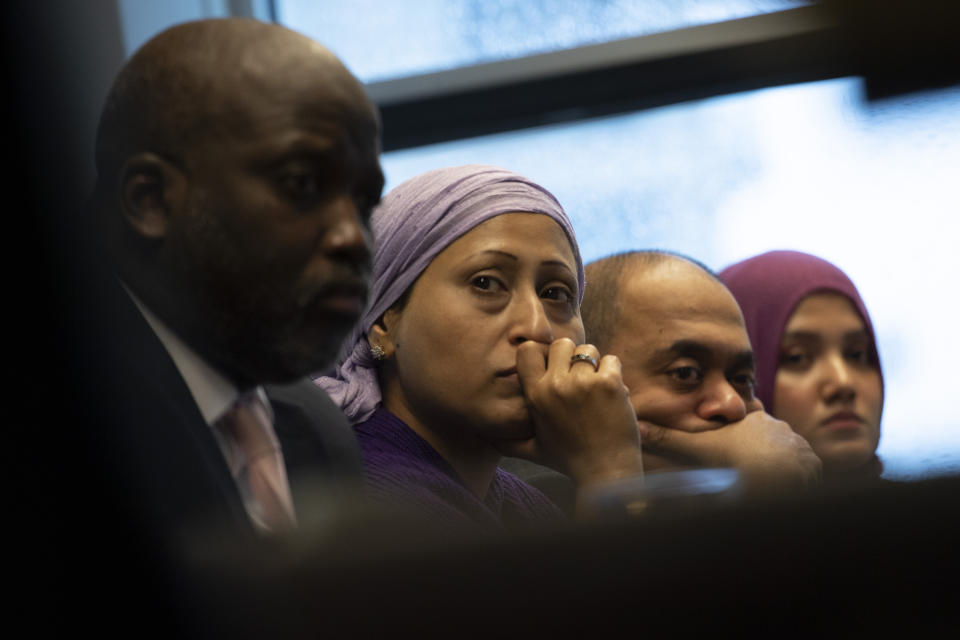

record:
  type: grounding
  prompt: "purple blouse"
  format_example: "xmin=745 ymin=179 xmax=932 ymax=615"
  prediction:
xmin=354 ymin=408 xmax=566 ymax=532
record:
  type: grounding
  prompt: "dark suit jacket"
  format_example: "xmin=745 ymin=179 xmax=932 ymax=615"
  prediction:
xmin=73 ymin=260 xmax=364 ymax=549
xmin=41 ymin=225 xmax=367 ymax=633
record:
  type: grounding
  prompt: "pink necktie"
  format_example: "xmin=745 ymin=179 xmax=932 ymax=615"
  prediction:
xmin=217 ymin=392 xmax=297 ymax=534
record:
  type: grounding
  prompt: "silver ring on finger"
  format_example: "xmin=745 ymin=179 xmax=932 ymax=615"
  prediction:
xmin=570 ymin=352 xmax=599 ymax=370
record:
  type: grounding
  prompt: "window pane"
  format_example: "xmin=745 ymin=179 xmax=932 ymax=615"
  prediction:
xmin=380 ymin=77 xmax=960 ymax=481
xmin=276 ymin=0 xmax=811 ymax=82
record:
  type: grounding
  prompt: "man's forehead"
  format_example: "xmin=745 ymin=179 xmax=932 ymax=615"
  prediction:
xmin=191 ymin=52 xmax=377 ymax=155
xmin=634 ymin=308 xmax=750 ymax=348
xmin=135 ymin=19 xmax=375 ymax=143
xmin=623 ymin=262 xmax=743 ymax=323
xmin=216 ymin=42 xmax=369 ymax=111
xmin=612 ymin=261 xmax=751 ymax=356
xmin=646 ymin=318 xmax=752 ymax=358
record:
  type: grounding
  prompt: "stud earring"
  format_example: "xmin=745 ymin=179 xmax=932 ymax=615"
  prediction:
xmin=370 ymin=344 xmax=385 ymax=361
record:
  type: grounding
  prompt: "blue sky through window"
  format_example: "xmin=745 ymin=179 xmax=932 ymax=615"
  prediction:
xmin=277 ymin=0 xmax=811 ymax=82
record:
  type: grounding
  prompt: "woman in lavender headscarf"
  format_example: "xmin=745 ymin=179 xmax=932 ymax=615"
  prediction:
xmin=317 ymin=165 xmax=643 ymax=530
xmin=720 ymin=251 xmax=884 ymax=485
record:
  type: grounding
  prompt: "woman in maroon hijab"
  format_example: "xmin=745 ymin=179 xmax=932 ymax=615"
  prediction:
xmin=719 ymin=250 xmax=884 ymax=484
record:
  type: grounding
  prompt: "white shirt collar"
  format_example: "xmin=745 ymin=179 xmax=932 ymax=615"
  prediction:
xmin=123 ymin=284 xmax=242 ymax=426
xmin=122 ymin=282 xmax=285 ymax=533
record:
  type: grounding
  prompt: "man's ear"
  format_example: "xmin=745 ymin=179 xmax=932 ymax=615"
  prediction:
xmin=119 ymin=152 xmax=186 ymax=240
xmin=368 ymin=307 xmax=401 ymax=358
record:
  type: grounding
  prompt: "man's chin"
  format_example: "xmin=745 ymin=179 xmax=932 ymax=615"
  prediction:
xmin=299 ymin=297 xmax=365 ymax=338
xmin=234 ymin=348 xmax=339 ymax=387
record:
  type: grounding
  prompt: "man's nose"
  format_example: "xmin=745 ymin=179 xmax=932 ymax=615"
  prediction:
xmin=507 ymin=289 xmax=554 ymax=346
xmin=320 ymin=194 xmax=372 ymax=264
xmin=697 ymin=376 xmax=748 ymax=425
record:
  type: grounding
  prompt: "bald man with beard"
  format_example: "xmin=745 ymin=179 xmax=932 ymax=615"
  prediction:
xmin=81 ymin=18 xmax=384 ymax=545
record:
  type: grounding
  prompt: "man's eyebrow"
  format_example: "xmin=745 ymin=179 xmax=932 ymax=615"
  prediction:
xmin=282 ymin=139 xmax=338 ymax=155
xmin=728 ymin=350 xmax=756 ymax=373
xmin=255 ymin=141 xmax=339 ymax=172
xmin=649 ymin=340 xmax=754 ymax=370
xmin=264 ymin=131 xmax=340 ymax=155
xmin=650 ymin=339 xmax=712 ymax=362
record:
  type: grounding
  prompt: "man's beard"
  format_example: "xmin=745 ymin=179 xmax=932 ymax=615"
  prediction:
xmin=169 ymin=197 xmax=357 ymax=386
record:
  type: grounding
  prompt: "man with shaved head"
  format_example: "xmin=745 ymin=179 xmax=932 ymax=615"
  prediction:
xmin=581 ymin=251 xmax=822 ymax=494
xmin=84 ymin=18 xmax=383 ymax=542
xmin=502 ymin=250 xmax=821 ymax=509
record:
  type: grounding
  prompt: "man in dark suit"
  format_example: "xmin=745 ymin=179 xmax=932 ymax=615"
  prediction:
xmin=78 ymin=17 xmax=384 ymax=553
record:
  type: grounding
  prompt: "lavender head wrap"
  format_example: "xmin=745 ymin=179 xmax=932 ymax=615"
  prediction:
xmin=316 ymin=165 xmax=584 ymax=423
xmin=719 ymin=250 xmax=884 ymax=418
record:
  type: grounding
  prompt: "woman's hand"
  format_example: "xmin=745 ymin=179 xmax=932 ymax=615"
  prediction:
xmin=497 ymin=337 xmax=644 ymax=489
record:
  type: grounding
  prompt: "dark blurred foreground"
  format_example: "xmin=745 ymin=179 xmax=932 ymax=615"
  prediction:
xmin=75 ymin=474 xmax=960 ymax=637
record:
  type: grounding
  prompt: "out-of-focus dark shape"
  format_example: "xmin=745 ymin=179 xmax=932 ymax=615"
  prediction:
xmin=825 ymin=0 xmax=960 ymax=100
xmin=189 ymin=473 xmax=960 ymax=637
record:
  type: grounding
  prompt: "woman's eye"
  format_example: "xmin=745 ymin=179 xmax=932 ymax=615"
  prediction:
xmin=541 ymin=286 xmax=573 ymax=303
xmin=472 ymin=275 xmax=504 ymax=292
xmin=846 ymin=348 xmax=871 ymax=365
xmin=780 ymin=350 xmax=810 ymax=368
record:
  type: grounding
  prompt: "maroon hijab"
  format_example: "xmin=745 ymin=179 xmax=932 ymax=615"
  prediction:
xmin=718 ymin=250 xmax=884 ymax=417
